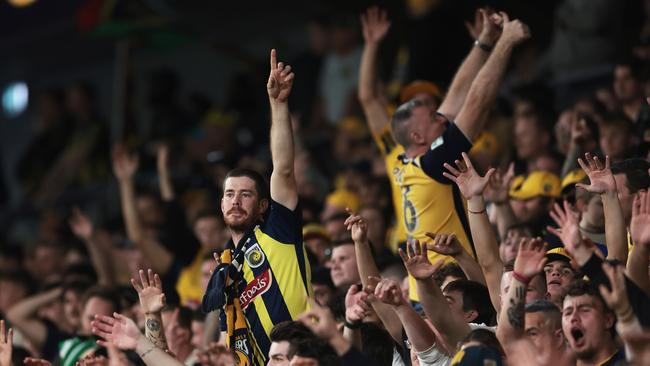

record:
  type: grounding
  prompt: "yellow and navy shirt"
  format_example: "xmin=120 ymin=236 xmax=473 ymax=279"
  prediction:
xmin=394 ymin=123 xmax=476 ymax=301
xmin=202 ymin=200 xmax=312 ymax=363
xmin=372 ymin=124 xmax=408 ymax=251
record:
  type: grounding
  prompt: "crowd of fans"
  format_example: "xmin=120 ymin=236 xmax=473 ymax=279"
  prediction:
xmin=1 ymin=1 xmax=650 ymax=366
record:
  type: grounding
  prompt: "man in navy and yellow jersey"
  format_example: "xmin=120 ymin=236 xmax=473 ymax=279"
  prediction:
xmin=390 ymin=13 xmax=531 ymax=302
xmin=202 ymin=49 xmax=311 ymax=366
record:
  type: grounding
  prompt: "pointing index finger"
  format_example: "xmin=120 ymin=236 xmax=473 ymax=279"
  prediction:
xmin=270 ymin=49 xmax=277 ymax=70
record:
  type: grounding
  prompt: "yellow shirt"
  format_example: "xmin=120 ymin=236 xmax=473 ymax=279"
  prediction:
xmin=176 ymin=248 xmax=209 ymax=308
xmin=393 ymin=123 xmax=476 ymax=301
xmin=372 ymin=124 xmax=408 ymax=251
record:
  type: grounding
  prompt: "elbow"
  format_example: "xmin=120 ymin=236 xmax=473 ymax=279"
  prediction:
xmin=358 ymin=89 xmax=375 ymax=105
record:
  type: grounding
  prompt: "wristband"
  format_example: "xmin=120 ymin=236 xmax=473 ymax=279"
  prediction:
xmin=474 ymin=39 xmax=493 ymax=52
xmin=344 ymin=319 xmax=362 ymax=329
xmin=468 ymin=207 xmax=486 ymax=214
xmin=139 ymin=345 xmax=156 ymax=358
xmin=512 ymin=271 xmax=532 ymax=284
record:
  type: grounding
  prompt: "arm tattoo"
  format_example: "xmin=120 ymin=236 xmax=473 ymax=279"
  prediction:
xmin=506 ymin=284 xmax=526 ymax=330
xmin=145 ymin=314 xmax=168 ymax=350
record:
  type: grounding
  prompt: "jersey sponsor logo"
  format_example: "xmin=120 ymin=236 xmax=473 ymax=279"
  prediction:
xmin=239 ymin=269 xmax=272 ymax=310
xmin=244 ymin=243 xmax=266 ymax=268
xmin=430 ymin=135 xmax=443 ymax=150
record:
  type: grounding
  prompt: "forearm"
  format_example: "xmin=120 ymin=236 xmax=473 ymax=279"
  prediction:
xmin=601 ymin=192 xmax=628 ymax=263
xmin=354 ymin=240 xmax=403 ymax=342
xmin=144 ymin=313 xmax=168 ymax=350
xmin=455 ymin=252 xmax=486 ymax=285
xmin=6 ymin=288 xmax=61 ymax=347
xmin=496 ymin=278 xmax=526 ymax=343
xmin=467 ymin=196 xmax=504 ymax=312
xmin=342 ymin=326 xmax=362 ymax=350
xmin=416 ymin=278 xmax=470 ymax=350
xmin=135 ymin=334 xmax=184 ymax=366
xmin=158 ymin=167 xmax=174 ymax=202
xmin=270 ymin=101 xmax=294 ymax=177
xmin=394 ymin=303 xmax=436 ymax=352
xmin=437 ymin=42 xmax=490 ymax=119
xmin=358 ymin=42 xmax=379 ymax=104
xmin=455 ymin=39 xmax=515 ymax=140
xmin=626 ymin=245 xmax=650 ymax=295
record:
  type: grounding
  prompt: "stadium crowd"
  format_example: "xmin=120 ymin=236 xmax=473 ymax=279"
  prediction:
xmin=1 ymin=1 xmax=650 ymax=366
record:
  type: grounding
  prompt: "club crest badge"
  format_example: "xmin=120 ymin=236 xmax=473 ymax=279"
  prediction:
xmin=244 ymin=243 xmax=265 ymax=269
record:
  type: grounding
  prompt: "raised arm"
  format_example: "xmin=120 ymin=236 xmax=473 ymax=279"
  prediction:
xmin=496 ymin=238 xmax=547 ymax=344
xmin=267 ymin=49 xmax=298 ymax=210
xmin=6 ymin=288 xmax=61 ymax=350
xmin=455 ymin=13 xmax=530 ymax=140
xmin=345 ymin=211 xmax=403 ymax=343
xmin=112 ymin=145 xmax=173 ymax=275
xmin=400 ymin=240 xmax=470 ymax=352
xmin=358 ymin=7 xmax=391 ymax=135
xmin=427 ymin=232 xmax=486 ymax=285
xmin=157 ymin=144 xmax=174 ymax=202
xmin=576 ymin=154 xmax=628 ymax=263
xmin=628 ymin=191 xmax=650 ymax=295
xmin=484 ymin=163 xmax=517 ymax=239
xmin=69 ymin=207 xmax=115 ymax=286
xmin=437 ymin=8 xmax=501 ymax=120
xmin=370 ymin=277 xmax=436 ymax=352
xmin=443 ymin=152 xmax=503 ymax=313
xmin=131 ymin=269 xmax=168 ymax=351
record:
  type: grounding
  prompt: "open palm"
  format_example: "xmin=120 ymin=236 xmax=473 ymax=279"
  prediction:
xmin=0 ymin=320 xmax=12 ymax=366
xmin=576 ymin=153 xmax=616 ymax=194
xmin=443 ymin=152 xmax=494 ymax=199
xmin=92 ymin=314 xmax=140 ymax=350
xmin=399 ymin=240 xmax=443 ymax=280
xmin=548 ymin=201 xmax=582 ymax=255
xmin=131 ymin=269 xmax=166 ymax=314
xmin=361 ymin=7 xmax=391 ymax=44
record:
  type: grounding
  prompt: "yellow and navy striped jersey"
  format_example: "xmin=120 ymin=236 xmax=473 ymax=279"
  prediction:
xmin=202 ymin=200 xmax=312 ymax=366
xmin=372 ymin=124 xmax=408 ymax=252
xmin=393 ymin=123 xmax=476 ymax=301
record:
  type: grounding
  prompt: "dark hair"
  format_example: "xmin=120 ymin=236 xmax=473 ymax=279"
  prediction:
xmin=192 ymin=309 xmax=206 ymax=322
xmin=565 ymin=279 xmax=611 ymax=314
xmin=360 ymin=323 xmax=395 ymax=366
xmin=615 ymin=57 xmax=647 ymax=81
xmin=460 ymin=328 xmax=505 ymax=357
xmin=331 ymin=237 xmax=355 ymax=248
xmin=288 ymin=338 xmax=340 ymax=366
xmin=443 ymin=280 xmax=496 ymax=326
xmin=82 ymin=286 xmax=121 ymax=313
xmin=61 ymin=279 xmax=94 ymax=299
xmin=611 ymin=158 xmax=650 ymax=194
xmin=223 ymin=168 xmax=270 ymax=201
xmin=433 ymin=263 xmax=467 ymax=288
xmin=525 ymin=300 xmax=561 ymax=330
xmin=391 ymin=99 xmax=426 ymax=148
xmin=311 ymin=267 xmax=336 ymax=290
xmin=599 ymin=113 xmax=635 ymax=134
xmin=269 ymin=321 xmax=314 ymax=343
xmin=504 ymin=223 xmax=534 ymax=240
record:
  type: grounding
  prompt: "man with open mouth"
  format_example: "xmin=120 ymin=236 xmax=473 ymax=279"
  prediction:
xmin=544 ymin=247 xmax=578 ymax=307
xmin=561 ymin=279 xmax=624 ymax=365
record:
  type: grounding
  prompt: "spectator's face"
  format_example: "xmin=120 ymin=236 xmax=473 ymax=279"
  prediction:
xmin=599 ymin=125 xmax=630 ymax=160
xmin=312 ymin=283 xmax=335 ymax=307
xmin=31 ymin=246 xmax=63 ymax=280
xmin=409 ymin=106 xmax=447 ymax=147
xmin=82 ymin=297 xmax=115 ymax=335
xmin=613 ymin=66 xmax=642 ymax=103
xmin=555 ymin=110 xmax=573 ymax=155
xmin=514 ymin=117 xmax=547 ymax=161
xmin=544 ymin=260 xmax=576 ymax=304
xmin=329 ymin=244 xmax=360 ymax=288
xmin=510 ymin=197 xmax=551 ymax=225
xmin=443 ymin=290 xmax=476 ymax=323
xmin=136 ymin=196 xmax=164 ymax=226
xmin=191 ymin=320 xmax=205 ymax=349
xmin=194 ymin=217 xmax=225 ymax=249
xmin=305 ymin=237 xmax=331 ymax=265
xmin=525 ymin=312 xmax=563 ymax=356
xmin=222 ymin=176 xmax=267 ymax=232
xmin=268 ymin=340 xmax=290 ymax=366
xmin=562 ymin=294 xmax=615 ymax=359
xmin=613 ymin=174 xmax=633 ymax=223
xmin=500 ymin=229 xmax=528 ymax=263
xmin=63 ymin=290 xmax=84 ymax=331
